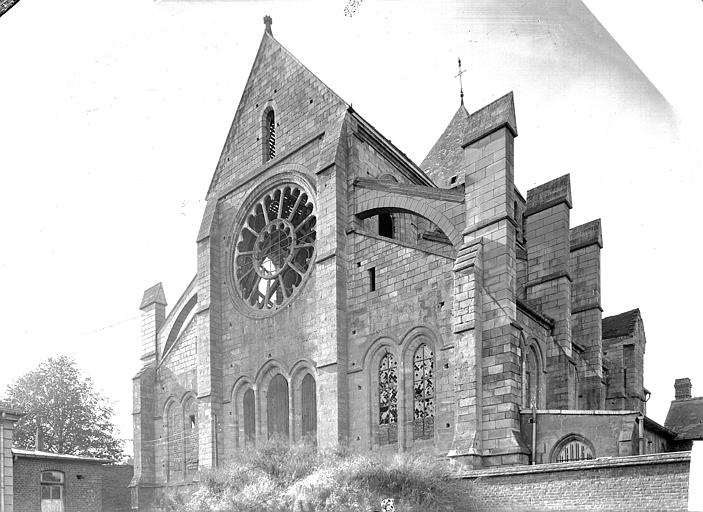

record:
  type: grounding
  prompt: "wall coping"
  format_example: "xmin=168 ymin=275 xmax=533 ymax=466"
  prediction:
xmin=518 ymin=409 xmax=640 ymax=416
xmin=457 ymin=451 xmax=691 ymax=479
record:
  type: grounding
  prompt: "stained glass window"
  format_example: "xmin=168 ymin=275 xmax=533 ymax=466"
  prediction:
xmin=378 ymin=352 xmax=398 ymax=445
xmin=413 ymin=344 xmax=435 ymax=440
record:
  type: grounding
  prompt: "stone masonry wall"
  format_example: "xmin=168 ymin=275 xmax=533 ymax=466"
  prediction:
xmin=460 ymin=452 xmax=690 ymax=511
xmin=346 ymin=230 xmax=455 ymax=454
xmin=102 ymin=464 xmax=133 ymax=512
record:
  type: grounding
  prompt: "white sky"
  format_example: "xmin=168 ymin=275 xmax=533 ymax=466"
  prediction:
xmin=1 ymin=0 xmax=701 ymax=456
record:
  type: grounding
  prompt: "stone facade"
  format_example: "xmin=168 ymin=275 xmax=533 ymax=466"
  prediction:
xmin=130 ymin=18 xmax=686 ymax=509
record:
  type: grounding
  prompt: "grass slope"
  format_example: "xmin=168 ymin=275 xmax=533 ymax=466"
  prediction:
xmin=164 ymin=439 xmax=475 ymax=511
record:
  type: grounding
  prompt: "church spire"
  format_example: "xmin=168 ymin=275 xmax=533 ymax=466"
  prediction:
xmin=264 ymin=15 xmax=273 ymax=35
xmin=455 ymin=57 xmax=466 ymax=106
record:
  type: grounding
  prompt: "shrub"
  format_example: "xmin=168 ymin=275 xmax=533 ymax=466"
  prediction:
xmin=164 ymin=439 xmax=473 ymax=512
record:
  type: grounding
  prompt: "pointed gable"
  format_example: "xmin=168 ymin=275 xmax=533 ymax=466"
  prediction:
xmin=206 ymin=24 xmax=349 ymax=199
xmin=420 ymin=105 xmax=470 ymax=187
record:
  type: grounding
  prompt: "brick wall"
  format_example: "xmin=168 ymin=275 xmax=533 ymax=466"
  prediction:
xmin=460 ymin=451 xmax=690 ymax=511
xmin=13 ymin=458 xmax=103 ymax=512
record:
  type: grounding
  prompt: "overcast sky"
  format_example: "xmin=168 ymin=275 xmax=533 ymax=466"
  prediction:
xmin=1 ymin=0 xmax=701 ymax=456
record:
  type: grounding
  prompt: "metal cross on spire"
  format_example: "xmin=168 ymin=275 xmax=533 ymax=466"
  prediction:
xmin=455 ymin=57 xmax=466 ymax=106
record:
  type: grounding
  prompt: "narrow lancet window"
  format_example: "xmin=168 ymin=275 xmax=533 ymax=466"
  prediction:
xmin=378 ymin=352 xmax=398 ymax=444
xmin=264 ymin=109 xmax=276 ymax=162
xmin=267 ymin=374 xmax=289 ymax=439
xmin=301 ymin=374 xmax=317 ymax=442
xmin=413 ymin=344 xmax=435 ymax=440
xmin=243 ymin=388 xmax=256 ymax=444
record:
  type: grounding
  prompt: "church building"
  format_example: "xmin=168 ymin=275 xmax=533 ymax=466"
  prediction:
xmin=130 ymin=17 xmax=681 ymax=510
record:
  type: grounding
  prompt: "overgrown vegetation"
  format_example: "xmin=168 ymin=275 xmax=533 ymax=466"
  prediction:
xmin=164 ymin=438 xmax=474 ymax=511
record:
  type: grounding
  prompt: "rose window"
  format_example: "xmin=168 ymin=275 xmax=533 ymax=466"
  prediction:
xmin=233 ymin=184 xmax=316 ymax=312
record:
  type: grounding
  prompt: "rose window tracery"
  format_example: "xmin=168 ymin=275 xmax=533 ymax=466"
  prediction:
xmin=233 ymin=184 xmax=316 ymax=313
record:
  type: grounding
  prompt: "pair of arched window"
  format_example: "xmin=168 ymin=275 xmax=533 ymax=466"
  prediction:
xmin=377 ymin=344 xmax=435 ymax=445
xmin=240 ymin=373 xmax=316 ymax=445
xmin=165 ymin=396 xmax=198 ymax=482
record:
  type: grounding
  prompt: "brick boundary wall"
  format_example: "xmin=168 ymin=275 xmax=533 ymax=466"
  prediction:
xmin=457 ymin=451 xmax=691 ymax=511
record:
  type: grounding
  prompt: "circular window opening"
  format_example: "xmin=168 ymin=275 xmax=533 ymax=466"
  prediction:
xmin=232 ymin=183 xmax=316 ymax=314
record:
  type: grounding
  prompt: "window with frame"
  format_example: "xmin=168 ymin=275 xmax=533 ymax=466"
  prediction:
xmin=40 ymin=470 xmax=64 ymax=512
xmin=378 ymin=352 xmax=398 ymax=445
xmin=553 ymin=435 xmax=594 ymax=463
xmin=413 ymin=344 xmax=435 ymax=440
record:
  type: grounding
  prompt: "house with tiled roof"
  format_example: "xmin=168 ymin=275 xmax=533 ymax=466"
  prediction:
xmin=665 ymin=378 xmax=703 ymax=450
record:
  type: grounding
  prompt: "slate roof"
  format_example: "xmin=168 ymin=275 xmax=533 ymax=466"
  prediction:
xmin=140 ymin=282 xmax=167 ymax=309
xmin=665 ymin=397 xmax=703 ymax=440
xmin=463 ymin=91 xmax=518 ymax=147
xmin=602 ymin=309 xmax=640 ymax=339
xmin=420 ymin=105 xmax=470 ymax=185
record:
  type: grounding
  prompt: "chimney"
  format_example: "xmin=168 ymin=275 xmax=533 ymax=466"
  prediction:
xmin=674 ymin=378 xmax=692 ymax=400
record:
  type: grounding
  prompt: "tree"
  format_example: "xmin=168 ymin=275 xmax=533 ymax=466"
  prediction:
xmin=3 ymin=355 xmax=124 ymax=460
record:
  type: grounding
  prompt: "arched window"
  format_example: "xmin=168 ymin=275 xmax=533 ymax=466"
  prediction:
xmin=183 ymin=397 xmax=198 ymax=476
xmin=378 ymin=352 xmax=398 ymax=445
xmin=40 ymin=471 xmax=64 ymax=511
xmin=166 ymin=402 xmax=184 ymax=481
xmin=243 ymin=388 xmax=256 ymax=444
xmin=378 ymin=213 xmax=394 ymax=238
xmin=413 ymin=344 xmax=435 ymax=440
xmin=525 ymin=345 xmax=540 ymax=408
xmin=552 ymin=434 xmax=595 ymax=463
xmin=301 ymin=374 xmax=317 ymax=441
xmin=264 ymin=109 xmax=276 ymax=162
xmin=267 ymin=374 xmax=289 ymax=439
